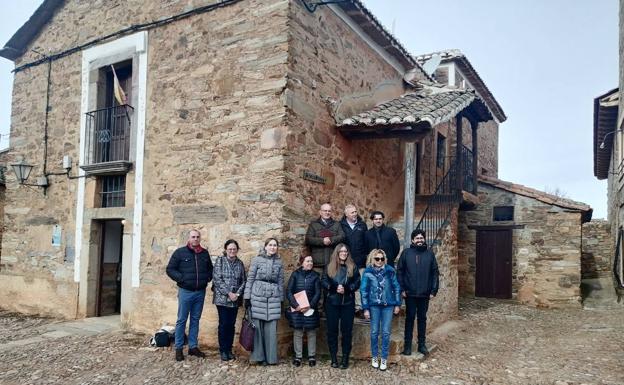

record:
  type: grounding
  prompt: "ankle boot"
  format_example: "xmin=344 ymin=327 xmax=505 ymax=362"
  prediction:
xmin=175 ymin=349 xmax=184 ymax=361
xmin=401 ymin=341 xmax=412 ymax=356
xmin=340 ymin=355 xmax=349 ymax=369
xmin=417 ymin=342 xmax=429 ymax=355
xmin=330 ymin=351 xmax=339 ymax=368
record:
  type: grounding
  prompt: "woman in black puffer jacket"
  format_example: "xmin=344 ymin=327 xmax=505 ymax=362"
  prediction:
xmin=286 ymin=254 xmax=321 ymax=367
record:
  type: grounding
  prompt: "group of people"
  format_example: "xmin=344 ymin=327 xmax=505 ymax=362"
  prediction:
xmin=165 ymin=203 xmax=439 ymax=371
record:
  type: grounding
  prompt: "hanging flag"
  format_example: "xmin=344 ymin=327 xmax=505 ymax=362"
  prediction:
xmin=111 ymin=65 xmax=127 ymax=105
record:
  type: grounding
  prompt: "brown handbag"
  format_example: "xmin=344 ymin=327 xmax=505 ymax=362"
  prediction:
xmin=239 ymin=309 xmax=255 ymax=351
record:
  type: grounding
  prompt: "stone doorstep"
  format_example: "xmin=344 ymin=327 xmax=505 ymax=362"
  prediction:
xmin=0 ymin=316 xmax=123 ymax=353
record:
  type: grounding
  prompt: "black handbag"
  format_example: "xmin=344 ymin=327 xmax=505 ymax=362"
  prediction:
xmin=239 ymin=309 xmax=255 ymax=351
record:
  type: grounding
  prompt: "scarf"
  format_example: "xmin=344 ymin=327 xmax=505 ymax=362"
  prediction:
xmin=372 ymin=266 xmax=386 ymax=304
xmin=187 ymin=242 xmax=205 ymax=254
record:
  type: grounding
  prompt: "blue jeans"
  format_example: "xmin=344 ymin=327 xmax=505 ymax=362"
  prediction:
xmin=369 ymin=305 xmax=394 ymax=359
xmin=175 ymin=288 xmax=206 ymax=349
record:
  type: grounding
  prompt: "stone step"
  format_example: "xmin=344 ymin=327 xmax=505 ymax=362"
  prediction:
xmin=314 ymin=315 xmax=436 ymax=363
xmin=581 ymin=278 xmax=624 ymax=309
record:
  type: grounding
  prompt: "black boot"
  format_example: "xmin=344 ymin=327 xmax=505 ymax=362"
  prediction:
xmin=417 ymin=342 xmax=429 ymax=356
xmin=401 ymin=341 xmax=412 ymax=356
xmin=340 ymin=355 xmax=349 ymax=369
xmin=220 ymin=351 xmax=229 ymax=361
xmin=227 ymin=350 xmax=236 ymax=360
xmin=330 ymin=351 xmax=339 ymax=368
xmin=188 ymin=347 xmax=207 ymax=358
xmin=175 ymin=349 xmax=184 ymax=361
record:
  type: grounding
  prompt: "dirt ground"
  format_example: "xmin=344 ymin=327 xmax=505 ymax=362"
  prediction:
xmin=0 ymin=297 xmax=622 ymax=385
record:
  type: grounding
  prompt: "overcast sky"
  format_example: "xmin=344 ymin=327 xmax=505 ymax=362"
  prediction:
xmin=0 ymin=1 xmax=618 ymax=218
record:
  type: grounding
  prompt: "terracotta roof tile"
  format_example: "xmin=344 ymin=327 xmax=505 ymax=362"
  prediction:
xmin=415 ymin=49 xmax=507 ymax=123
xmin=339 ymin=86 xmax=477 ymax=128
xmin=479 ymin=175 xmax=592 ymax=221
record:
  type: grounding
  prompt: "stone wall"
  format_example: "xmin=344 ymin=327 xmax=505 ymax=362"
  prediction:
xmin=283 ymin=1 xmax=417 ymax=245
xmin=0 ymin=0 xmax=291 ymax=339
xmin=0 ymin=183 xmax=4 ymax=262
xmin=581 ymin=220 xmax=613 ymax=279
xmin=458 ymin=183 xmax=583 ymax=308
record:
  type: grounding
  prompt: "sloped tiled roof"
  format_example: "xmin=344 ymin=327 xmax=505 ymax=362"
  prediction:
xmin=339 ymin=85 xmax=491 ymax=131
xmin=479 ymin=175 xmax=592 ymax=222
xmin=593 ymin=88 xmax=619 ymax=180
xmin=415 ymin=49 xmax=507 ymax=123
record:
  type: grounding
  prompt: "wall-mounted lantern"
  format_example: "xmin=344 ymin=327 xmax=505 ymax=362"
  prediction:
xmin=11 ymin=159 xmax=49 ymax=191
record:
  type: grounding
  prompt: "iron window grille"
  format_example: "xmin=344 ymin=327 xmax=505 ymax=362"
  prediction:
xmin=100 ymin=175 xmax=126 ymax=208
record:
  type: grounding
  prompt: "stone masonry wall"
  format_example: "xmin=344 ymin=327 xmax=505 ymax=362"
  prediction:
xmin=581 ymin=220 xmax=613 ymax=279
xmin=458 ymin=183 xmax=583 ymax=308
xmin=0 ymin=0 xmax=292 ymax=347
xmin=0 ymin=184 xmax=4 ymax=262
xmin=283 ymin=1 xmax=411 ymax=246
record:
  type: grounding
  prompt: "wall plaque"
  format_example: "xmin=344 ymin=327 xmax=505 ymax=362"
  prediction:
xmin=302 ymin=170 xmax=326 ymax=184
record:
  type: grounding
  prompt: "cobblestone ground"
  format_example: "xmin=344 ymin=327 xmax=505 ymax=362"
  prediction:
xmin=0 ymin=298 xmax=622 ymax=385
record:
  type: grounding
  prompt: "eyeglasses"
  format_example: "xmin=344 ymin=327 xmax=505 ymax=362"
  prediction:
xmin=374 ymin=257 xmax=385 ymax=262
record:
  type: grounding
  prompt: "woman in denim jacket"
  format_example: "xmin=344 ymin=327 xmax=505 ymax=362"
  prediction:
xmin=360 ymin=249 xmax=401 ymax=371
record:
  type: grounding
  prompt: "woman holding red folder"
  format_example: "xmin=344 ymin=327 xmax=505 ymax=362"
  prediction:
xmin=286 ymin=253 xmax=321 ymax=367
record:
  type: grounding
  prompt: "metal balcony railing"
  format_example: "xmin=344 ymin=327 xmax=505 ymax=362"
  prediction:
xmin=415 ymin=145 xmax=474 ymax=248
xmin=84 ymin=105 xmax=133 ymax=165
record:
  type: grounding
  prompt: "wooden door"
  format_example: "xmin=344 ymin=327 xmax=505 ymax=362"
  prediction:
xmin=475 ymin=229 xmax=512 ymax=299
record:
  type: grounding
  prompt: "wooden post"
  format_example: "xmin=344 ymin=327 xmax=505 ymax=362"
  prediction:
xmin=403 ymin=140 xmax=417 ymax=247
xmin=455 ymin=113 xmax=463 ymax=192
xmin=471 ymin=119 xmax=479 ymax=195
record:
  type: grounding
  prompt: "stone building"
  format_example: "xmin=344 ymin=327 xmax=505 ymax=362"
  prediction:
xmin=591 ymin=0 xmax=624 ymax=307
xmin=5 ymin=0 xmax=601 ymax=356
xmin=458 ymin=176 xmax=592 ymax=308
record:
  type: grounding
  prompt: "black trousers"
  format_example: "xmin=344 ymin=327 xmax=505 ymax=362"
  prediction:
xmin=325 ymin=302 xmax=355 ymax=358
xmin=404 ymin=297 xmax=430 ymax=344
xmin=216 ymin=305 xmax=239 ymax=353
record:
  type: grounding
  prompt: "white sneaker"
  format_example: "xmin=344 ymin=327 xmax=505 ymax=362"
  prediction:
xmin=380 ymin=359 xmax=387 ymax=371
xmin=371 ymin=357 xmax=379 ymax=369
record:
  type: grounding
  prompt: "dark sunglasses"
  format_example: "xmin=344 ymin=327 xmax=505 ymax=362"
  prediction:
xmin=374 ymin=257 xmax=385 ymax=262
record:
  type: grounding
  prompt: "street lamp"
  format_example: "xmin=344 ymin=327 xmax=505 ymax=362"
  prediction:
xmin=11 ymin=159 xmax=34 ymax=184
xmin=10 ymin=159 xmax=48 ymax=192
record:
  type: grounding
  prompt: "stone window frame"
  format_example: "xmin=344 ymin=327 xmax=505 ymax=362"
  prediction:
xmin=75 ymin=31 xmax=148 ymax=288
xmin=492 ymin=205 xmax=514 ymax=222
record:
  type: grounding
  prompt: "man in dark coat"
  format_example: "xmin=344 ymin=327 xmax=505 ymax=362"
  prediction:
xmin=396 ymin=229 xmax=439 ymax=356
xmin=305 ymin=203 xmax=345 ymax=269
xmin=365 ymin=211 xmax=400 ymax=267
xmin=166 ymin=229 xmax=214 ymax=361
xmin=340 ymin=204 xmax=367 ymax=313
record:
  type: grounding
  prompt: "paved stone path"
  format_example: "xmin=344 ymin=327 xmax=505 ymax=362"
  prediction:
xmin=0 ymin=298 xmax=622 ymax=385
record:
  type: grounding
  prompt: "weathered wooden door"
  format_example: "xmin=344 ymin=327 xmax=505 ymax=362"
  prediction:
xmin=475 ymin=230 xmax=512 ymax=299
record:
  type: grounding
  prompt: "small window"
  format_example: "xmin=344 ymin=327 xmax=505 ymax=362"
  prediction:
xmin=436 ymin=133 xmax=446 ymax=168
xmin=100 ymin=175 xmax=126 ymax=208
xmin=493 ymin=206 xmax=514 ymax=221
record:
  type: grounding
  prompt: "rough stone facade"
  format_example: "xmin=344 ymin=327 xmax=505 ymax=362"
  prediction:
xmin=0 ymin=0 xmax=292 ymax=340
xmin=458 ymin=182 xmax=586 ymax=308
xmin=581 ymin=220 xmax=613 ymax=279
xmin=0 ymin=0 xmax=491 ymax=354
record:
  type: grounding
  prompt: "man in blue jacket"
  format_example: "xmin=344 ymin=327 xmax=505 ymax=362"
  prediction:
xmin=166 ymin=229 xmax=213 ymax=361
xmin=396 ymin=229 xmax=439 ymax=356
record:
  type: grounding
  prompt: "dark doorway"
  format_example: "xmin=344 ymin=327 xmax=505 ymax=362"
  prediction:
xmin=97 ymin=220 xmax=123 ymax=316
xmin=475 ymin=229 xmax=512 ymax=299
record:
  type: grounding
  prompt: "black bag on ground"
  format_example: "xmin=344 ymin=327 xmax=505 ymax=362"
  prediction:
xmin=151 ymin=329 xmax=172 ymax=347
